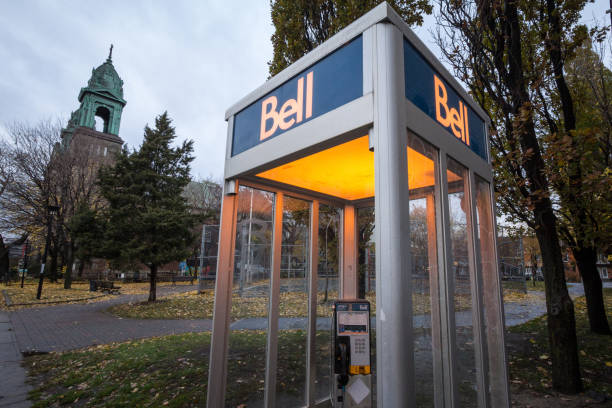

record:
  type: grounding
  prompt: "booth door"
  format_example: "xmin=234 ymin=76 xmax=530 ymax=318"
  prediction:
xmin=276 ymin=197 xmax=343 ymax=406
xmin=224 ymin=185 xmax=343 ymax=407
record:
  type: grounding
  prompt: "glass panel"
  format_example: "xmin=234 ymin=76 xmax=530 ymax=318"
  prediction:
xmin=315 ymin=204 xmax=341 ymax=401
xmin=357 ymin=206 xmax=376 ymax=401
xmin=276 ymin=196 xmax=310 ymax=405
xmin=475 ymin=176 xmax=504 ymax=406
xmin=407 ymin=134 xmax=440 ymax=407
xmin=358 ymin=207 xmax=376 ymax=303
xmin=226 ymin=186 xmax=274 ymax=407
xmin=199 ymin=224 xmax=219 ymax=288
xmin=446 ymin=157 xmax=478 ymax=406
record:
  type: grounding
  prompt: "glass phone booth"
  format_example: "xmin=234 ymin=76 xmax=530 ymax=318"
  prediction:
xmin=206 ymin=3 xmax=509 ymax=407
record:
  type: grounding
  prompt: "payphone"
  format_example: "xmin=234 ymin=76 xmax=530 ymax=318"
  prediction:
xmin=331 ymin=300 xmax=372 ymax=407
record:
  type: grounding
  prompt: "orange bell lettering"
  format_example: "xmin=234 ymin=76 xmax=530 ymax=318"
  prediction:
xmin=434 ymin=74 xmax=470 ymax=146
xmin=260 ymin=71 xmax=314 ymax=141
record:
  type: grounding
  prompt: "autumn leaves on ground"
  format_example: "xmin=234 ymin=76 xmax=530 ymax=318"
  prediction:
xmin=0 ymin=281 xmax=193 ymax=310
xmin=21 ymin=284 xmax=612 ymax=407
xmin=507 ymin=289 xmax=612 ymax=407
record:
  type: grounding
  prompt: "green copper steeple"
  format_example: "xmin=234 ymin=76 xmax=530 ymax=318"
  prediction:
xmin=65 ymin=45 xmax=126 ymax=137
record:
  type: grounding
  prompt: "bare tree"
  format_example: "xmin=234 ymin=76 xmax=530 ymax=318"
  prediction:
xmin=182 ymin=176 xmax=223 ymax=221
xmin=0 ymin=139 xmax=15 ymax=198
xmin=0 ymin=120 xmax=104 ymax=289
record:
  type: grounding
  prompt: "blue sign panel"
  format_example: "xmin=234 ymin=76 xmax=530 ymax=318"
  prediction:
xmin=404 ymin=38 xmax=487 ymax=161
xmin=232 ymin=36 xmax=363 ymax=156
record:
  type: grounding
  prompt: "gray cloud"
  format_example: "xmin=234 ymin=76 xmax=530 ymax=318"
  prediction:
xmin=0 ymin=0 xmax=274 ymax=180
xmin=0 ymin=1 xmax=607 ymax=180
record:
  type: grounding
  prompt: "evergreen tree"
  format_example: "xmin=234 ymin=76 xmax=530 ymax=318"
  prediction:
xmin=69 ymin=204 xmax=105 ymax=277
xmin=268 ymin=0 xmax=432 ymax=76
xmin=98 ymin=112 xmax=197 ymax=301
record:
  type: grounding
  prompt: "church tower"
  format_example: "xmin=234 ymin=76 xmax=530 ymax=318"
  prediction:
xmin=62 ymin=45 xmax=126 ymax=151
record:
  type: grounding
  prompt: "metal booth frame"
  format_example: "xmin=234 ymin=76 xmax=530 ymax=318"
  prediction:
xmin=207 ymin=3 xmax=510 ymax=407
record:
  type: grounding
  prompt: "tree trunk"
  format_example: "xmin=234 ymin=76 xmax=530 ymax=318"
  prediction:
xmin=77 ymin=260 xmax=84 ymax=278
xmin=63 ymin=242 xmax=74 ymax=289
xmin=534 ymin=212 xmax=582 ymax=393
xmin=0 ymin=235 xmax=8 ymax=285
xmin=49 ymin=247 xmax=58 ymax=282
xmin=148 ymin=264 xmax=157 ymax=302
xmin=503 ymin=0 xmax=582 ymax=392
xmin=543 ymin=0 xmax=609 ymax=338
xmin=574 ymin=246 xmax=611 ymax=334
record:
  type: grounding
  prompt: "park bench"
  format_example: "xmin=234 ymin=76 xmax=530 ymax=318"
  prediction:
xmin=171 ymin=275 xmax=195 ymax=285
xmin=89 ymin=280 xmax=121 ymax=294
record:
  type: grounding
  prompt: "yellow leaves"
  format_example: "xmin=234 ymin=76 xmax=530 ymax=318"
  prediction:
xmin=605 ymin=361 xmax=612 ymax=367
xmin=503 ymin=291 xmax=540 ymax=303
xmin=3 ymin=282 xmax=111 ymax=309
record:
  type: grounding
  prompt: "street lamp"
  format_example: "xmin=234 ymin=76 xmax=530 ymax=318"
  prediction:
xmin=36 ymin=205 xmax=59 ymax=300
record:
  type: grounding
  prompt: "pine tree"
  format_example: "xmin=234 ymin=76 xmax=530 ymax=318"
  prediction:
xmin=98 ymin=112 xmax=197 ymax=301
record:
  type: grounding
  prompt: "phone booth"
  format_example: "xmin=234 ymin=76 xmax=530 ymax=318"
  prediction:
xmin=206 ymin=3 xmax=509 ymax=407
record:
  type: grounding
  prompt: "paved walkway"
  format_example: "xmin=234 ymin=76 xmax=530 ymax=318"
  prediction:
xmin=504 ymin=281 xmax=612 ymax=327
xmin=0 ymin=312 xmax=30 ymax=408
xmin=8 ymin=285 xmax=209 ymax=353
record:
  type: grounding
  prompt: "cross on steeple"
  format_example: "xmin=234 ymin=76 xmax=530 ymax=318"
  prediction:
xmin=107 ymin=44 xmax=113 ymax=63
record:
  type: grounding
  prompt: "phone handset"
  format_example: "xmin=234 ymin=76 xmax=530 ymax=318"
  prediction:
xmin=335 ymin=336 xmax=350 ymax=386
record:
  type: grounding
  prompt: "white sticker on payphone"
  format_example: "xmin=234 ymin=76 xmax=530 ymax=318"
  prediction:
xmin=347 ymin=377 xmax=370 ymax=404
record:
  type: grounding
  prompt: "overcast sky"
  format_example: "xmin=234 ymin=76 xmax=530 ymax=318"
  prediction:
xmin=0 ymin=1 xmax=608 ymax=181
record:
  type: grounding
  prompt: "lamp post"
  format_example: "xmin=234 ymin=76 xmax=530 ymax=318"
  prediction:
xmin=36 ymin=205 xmax=59 ymax=300
xmin=20 ymin=240 xmax=29 ymax=288
xmin=198 ymin=224 xmax=207 ymax=293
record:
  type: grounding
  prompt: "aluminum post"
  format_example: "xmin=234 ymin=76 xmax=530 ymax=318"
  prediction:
xmin=372 ymin=22 xmax=414 ymax=407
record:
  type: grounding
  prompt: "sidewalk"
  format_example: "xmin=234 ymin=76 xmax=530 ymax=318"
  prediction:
xmin=9 ymin=285 xmax=209 ymax=354
xmin=0 ymin=311 xmax=30 ymax=408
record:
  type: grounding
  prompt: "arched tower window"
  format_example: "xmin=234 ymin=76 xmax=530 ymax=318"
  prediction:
xmin=94 ymin=106 xmax=111 ymax=133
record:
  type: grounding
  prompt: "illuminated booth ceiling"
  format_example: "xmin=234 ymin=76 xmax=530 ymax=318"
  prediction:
xmin=256 ymin=135 xmax=460 ymax=201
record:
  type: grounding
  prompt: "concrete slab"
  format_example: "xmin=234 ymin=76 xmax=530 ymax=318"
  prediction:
xmin=0 ymin=313 xmax=31 ymax=408
xmin=0 ymin=330 xmax=15 ymax=344
xmin=0 ymin=341 xmax=20 ymax=362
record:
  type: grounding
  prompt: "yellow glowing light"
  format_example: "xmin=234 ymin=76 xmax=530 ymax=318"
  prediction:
xmin=257 ymin=136 xmax=374 ymax=200
xmin=256 ymin=135 xmax=456 ymax=200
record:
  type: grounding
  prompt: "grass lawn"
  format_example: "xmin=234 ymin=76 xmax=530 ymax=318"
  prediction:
xmin=1 ymin=282 xmax=111 ymax=309
xmin=1 ymin=280 xmax=197 ymax=309
xmin=25 ymin=330 xmax=327 ymax=407
xmin=507 ymin=288 xmax=612 ymax=398
xmin=108 ymin=289 xmax=335 ymax=320
xmin=108 ymin=283 xmax=472 ymax=320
